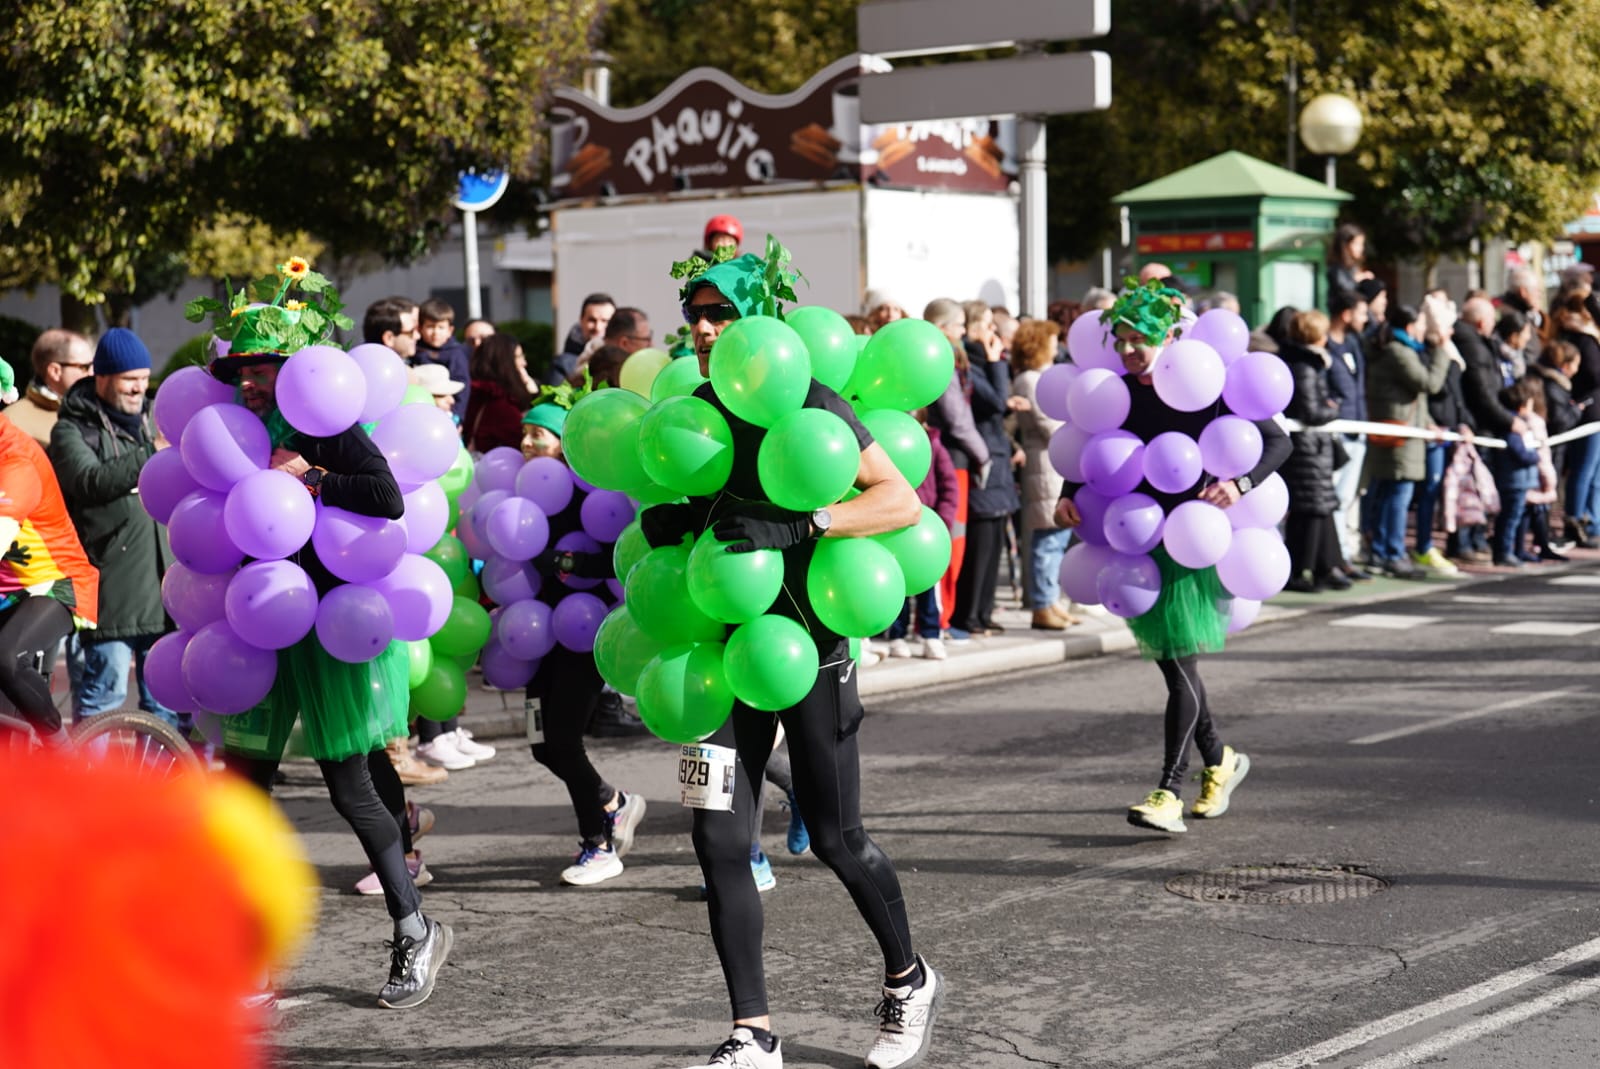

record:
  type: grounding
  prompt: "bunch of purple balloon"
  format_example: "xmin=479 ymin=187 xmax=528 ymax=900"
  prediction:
xmin=458 ymin=447 xmax=637 ymax=691
xmin=1039 ymin=309 xmax=1294 ymax=632
xmin=139 ymin=343 xmax=464 ymax=715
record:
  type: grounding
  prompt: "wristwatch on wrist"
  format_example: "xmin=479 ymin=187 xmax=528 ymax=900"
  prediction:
xmin=301 ymin=466 xmax=327 ymax=497
xmin=810 ymin=507 xmax=833 ymax=538
xmin=1234 ymin=474 xmax=1254 ymax=495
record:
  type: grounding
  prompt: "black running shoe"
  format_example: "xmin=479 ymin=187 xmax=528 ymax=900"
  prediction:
xmin=377 ymin=917 xmax=453 ymax=1009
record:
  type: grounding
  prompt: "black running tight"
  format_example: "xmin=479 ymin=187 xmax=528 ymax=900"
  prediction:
xmin=0 ymin=597 xmax=72 ymax=735
xmin=1156 ymin=655 xmax=1224 ymax=796
xmin=693 ymin=659 xmax=914 ymax=1019
xmin=527 ymin=645 xmax=615 ymax=846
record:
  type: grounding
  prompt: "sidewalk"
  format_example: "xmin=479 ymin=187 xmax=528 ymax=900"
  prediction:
xmin=456 ymin=544 xmax=1600 ymax=740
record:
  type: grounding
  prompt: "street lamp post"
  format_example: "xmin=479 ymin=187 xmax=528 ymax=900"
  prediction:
xmin=1298 ymin=93 xmax=1363 ymax=189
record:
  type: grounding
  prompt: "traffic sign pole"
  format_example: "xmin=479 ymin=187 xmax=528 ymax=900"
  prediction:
xmin=463 ymin=211 xmax=483 ymax=321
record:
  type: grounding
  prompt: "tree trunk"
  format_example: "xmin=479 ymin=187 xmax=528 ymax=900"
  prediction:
xmin=1423 ymin=253 xmax=1439 ymax=292
xmin=58 ymin=292 xmax=97 ymax=336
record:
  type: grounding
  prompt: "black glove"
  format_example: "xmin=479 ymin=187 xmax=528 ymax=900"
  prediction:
xmin=4 ymin=541 xmax=30 ymax=568
xmin=712 ymin=503 xmax=812 ymax=554
xmin=640 ymin=503 xmax=696 ymax=548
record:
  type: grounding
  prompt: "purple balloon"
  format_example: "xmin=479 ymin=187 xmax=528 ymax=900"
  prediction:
xmin=515 ymin=456 xmax=575 ymax=516
xmin=468 ymin=490 xmax=511 ymax=545
xmin=224 ymin=468 xmax=316 ymax=560
xmin=1066 ymin=368 xmax=1131 ymax=433
xmin=456 ymin=512 xmax=494 ymax=561
xmin=347 ymin=343 xmax=409 ymax=423
xmin=1047 ymin=425 xmax=1092 ymax=483
xmin=555 ymin=530 xmax=604 ymax=590
xmin=144 ymin=630 xmax=198 ymax=713
xmin=1058 ymin=541 xmax=1117 ymax=605
xmin=1142 ymin=431 xmax=1203 ymax=494
xmin=1096 ymin=551 xmax=1162 ymax=619
xmin=1103 ymin=493 xmax=1165 ymax=556
xmin=276 ymin=345 xmax=367 ymax=437
xmin=580 ymin=490 xmax=634 ymax=544
xmin=180 ymin=403 xmax=270 ymax=492
xmin=459 ymin=481 xmax=482 ymax=513
xmin=161 ymin=563 xmax=232 ymax=633
xmin=1035 ymin=363 xmax=1081 ymax=422
xmin=552 ymin=592 xmax=607 ymax=652
xmin=168 ymin=490 xmax=244 ymax=575
xmin=139 ymin=447 xmax=202 ymax=525
xmin=482 ymin=555 xmax=540 ymax=606
xmin=1151 ymin=339 xmax=1226 ymax=412
xmin=495 ymin=597 xmax=558 ymax=661
xmin=1227 ymin=597 xmax=1262 ymax=634
xmin=1079 ymin=430 xmax=1146 ymax=497
xmin=370 ymin=403 xmax=460 ymax=485
xmin=1162 ymin=500 xmax=1233 ymax=569
xmin=474 ymin=447 xmax=526 ymax=495
xmin=1067 ymin=311 xmax=1122 ymax=373
xmin=1228 ymin=472 xmax=1289 ymax=530
xmin=182 ymin=620 xmax=277 ymax=715
xmin=481 ymin=639 xmax=539 ymax=690
xmin=153 ymin=366 xmax=234 ymax=444
xmin=401 ymin=482 xmax=449 ymax=554
xmin=312 ymin=504 xmax=408 ymax=582
xmin=1072 ymin=486 xmax=1112 ymax=546
xmin=1199 ymin=416 xmax=1265 ymax=480
xmin=1216 ymin=527 xmax=1291 ymax=601
xmin=485 ymin=497 xmax=551 ymax=562
xmin=225 ymin=560 xmax=318 ymax=650
xmin=370 ymin=553 xmax=453 ymax=640
xmin=1222 ymin=351 xmax=1294 ymax=421
xmin=315 ymin=583 xmax=395 ymax=663
xmin=606 ymin=577 xmax=625 ymax=601
xmin=1185 ymin=309 xmax=1250 ymax=362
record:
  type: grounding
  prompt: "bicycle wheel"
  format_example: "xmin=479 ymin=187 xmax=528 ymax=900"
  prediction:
xmin=71 ymin=711 xmax=203 ymax=777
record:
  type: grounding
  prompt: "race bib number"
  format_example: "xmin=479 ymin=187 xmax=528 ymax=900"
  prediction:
xmin=677 ymin=742 xmax=736 ymax=811
xmin=524 ymin=698 xmax=544 ymax=745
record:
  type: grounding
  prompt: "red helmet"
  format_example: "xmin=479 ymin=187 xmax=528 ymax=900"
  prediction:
xmin=704 ymin=214 xmax=744 ymax=249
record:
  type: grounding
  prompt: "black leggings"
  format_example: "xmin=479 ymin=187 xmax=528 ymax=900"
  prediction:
xmin=226 ymin=748 xmax=421 ymax=920
xmin=0 ymin=597 xmax=72 ymax=735
xmin=1156 ymin=655 xmax=1225 ymax=796
xmin=527 ymin=646 xmax=615 ymax=846
xmin=693 ymin=659 xmax=913 ymax=1019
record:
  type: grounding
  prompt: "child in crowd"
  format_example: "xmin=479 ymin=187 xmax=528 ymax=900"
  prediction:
xmin=415 ymin=297 xmax=473 ymax=415
xmin=1518 ymin=376 xmax=1564 ymax=562
xmin=881 ymin=408 xmax=959 ymax=662
xmin=1490 ymin=379 xmax=1543 ymax=567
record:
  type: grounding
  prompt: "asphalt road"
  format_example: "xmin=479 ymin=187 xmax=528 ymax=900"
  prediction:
xmin=266 ymin=566 xmax=1600 ymax=1069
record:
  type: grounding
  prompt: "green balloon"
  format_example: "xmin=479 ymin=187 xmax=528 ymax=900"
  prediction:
xmin=873 ymin=506 xmax=952 ymax=594
xmin=632 ymin=481 xmax=686 ymax=506
xmin=403 ymin=384 xmax=433 ymax=406
xmin=453 ymin=568 xmax=481 ymax=601
xmin=446 ymin=494 xmax=461 ymax=534
xmin=757 ymin=408 xmax=859 ymax=511
xmin=627 ymin=544 xmax=727 ymax=644
xmin=592 ymin=605 xmax=668 ymax=696
xmin=429 ymin=594 xmax=493 ymax=658
xmin=424 ymin=534 xmax=470 ymax=589
xmin=850 ymin=318 xmax=955 ymax=411
xmin=650 ymin=355 xmax=709 ymax=403
xmin=858 ymin=409 xmax=931 ymax=487
xmin=638 ymin=394 xmax=734 ymax=497
xmin=405 ymin=639 xmax=434 ymax=689
xmin=410 ymin=659 xmax=466 ymax=722
xmin=806 ymin=536 xmax=906 ymax=637
xmin=635 ymin=642 xmax=736 ymax=744
xmin=439 ymin=444 xmax=474 ymax=503
xmin=786 ymin=306 xmax=858 ymax=393
xmin=724 ymin=615 xmax=819 ymax=711
xmin=562 ymin=387 xmax=652 ymax=492
xmin=686 ymin=528 xmax=784 ymax=623
xmin=708 ymin=315 xmax=812 ymax=428
xmin=612 ymin=519 xmax=652 ymax=581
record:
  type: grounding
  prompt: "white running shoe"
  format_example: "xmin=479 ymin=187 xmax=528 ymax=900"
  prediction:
xmin=680 ymin=1028 xmax=783 ymax=1068
xmin=560 ymin=842 xmax=623 ymax=886
xmin=605 ymin=790 xmax=647 ymax=857
xmin=865 ymin=956 xmax=944 ymax=1069
xmin=449 ymin=728 xmax=496 ymax=761
xmin=920 ymin=637 xmax=947 ymax=661
xmin=416 ymin=734 xmax=475 ymax=771
xmin=886 ymin=638 xmax=913 ymax=658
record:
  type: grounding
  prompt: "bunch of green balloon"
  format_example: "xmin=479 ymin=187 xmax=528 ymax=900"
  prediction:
xmin=873 ymin=506 xmax=952 ymax=594
xmin=724 ymin=614 xmax=819 ymax=711
xmin=619 ymin=347 xmax=672 ymax=396
xmin=437 ymin=444 xmax=474 ymax=503
xmin=848 ymin=318 xmax=954 ymax=411
xmin=612 ymin=519 xmax=653 ymax=580
xmin=402 ymin=384 xmax=432 ymax=407
xmin=424 ymin=534 xmax=471 ymax=590
xmin=786 ymin=306 xmax=858 ymax=393
xmin=650 ymin=357 xmax=708 ymax=403
xmin=410 ymin=658 xmax=467 ymax=721
xmin=430 ymin=594 xmax=492 ymax=659
xmin=756 ymin=408 xmax=859 ymax=511
xmin=858 ymin=409 xmax=931 ymax=487
xmin=627 ymin=544 xmax=727 ymax=644
xmin=593 ymin=605 xmax=669 ymax=696
xmin=685 ymin=529 xmax=784 ymax=623
xmin=806 ymin=536 xmax=907 ymax=637
xmin=708 ymin=316 xmax=812 ymax=427
xmin=562 ymin=387 xmax=651 ymax=492
xmin=634 ymin=642 xmax=737 ymax=743
xmin=405 ymin=639 xmax=433 ymax=689
xmin=637 ymin=395 xmax=734 ymax=497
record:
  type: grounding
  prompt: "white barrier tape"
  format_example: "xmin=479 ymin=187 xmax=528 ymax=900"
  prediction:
xmin=1279 ymin=417 xmax=1506 ymax=449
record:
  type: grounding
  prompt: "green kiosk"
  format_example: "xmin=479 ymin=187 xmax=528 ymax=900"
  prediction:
xmin=1114 ymin=151 xmax=1351 ymax=327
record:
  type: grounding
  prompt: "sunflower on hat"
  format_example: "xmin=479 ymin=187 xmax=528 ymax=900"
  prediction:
xmin=185 ymin=256 xmax=353 ymax=382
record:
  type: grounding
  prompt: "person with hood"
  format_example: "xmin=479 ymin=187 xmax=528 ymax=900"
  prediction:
xmin=1277 ymin=311 xmax=1349 ymax=592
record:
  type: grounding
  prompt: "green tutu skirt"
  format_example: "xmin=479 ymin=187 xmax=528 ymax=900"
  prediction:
xmin=223 ymin=637 xmax=411 ymax=762
xmin=1124 ymin=547 xmax=1231 ymax=661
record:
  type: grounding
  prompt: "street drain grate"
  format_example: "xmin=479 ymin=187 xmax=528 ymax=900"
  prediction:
xmin=1166 ymin=865 xmax=1390 ymax=905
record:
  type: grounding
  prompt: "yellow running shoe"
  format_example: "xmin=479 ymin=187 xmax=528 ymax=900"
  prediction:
xmin=1411 ymin=547 xmax=1460 ymax=575
xmin=1127 ymin=788 xmax=1187 ymax=833
xmin=1191 ymin=746 xmax=1251 ymax=819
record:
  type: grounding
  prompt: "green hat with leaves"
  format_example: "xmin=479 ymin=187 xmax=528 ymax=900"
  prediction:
xmin=1100 ymin=276 xmax=1186 ymax=346
xmin=185 ymin=256 xmax=354 ymax=382
xmin=521 ymin=371 xmax=596 ymax=437
xmin=671 ymin=235 xmax=803 ymax=321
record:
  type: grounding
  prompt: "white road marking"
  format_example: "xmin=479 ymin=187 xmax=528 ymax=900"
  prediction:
xmin=1248 ymin=933 xmax=1600 ymax=1068
xmin=1449 ymin=595 xmax=1504 ymax=604
xmin=1357 ymin=973 xmax=1600 ymax=1068
xmin=1349 ymin=689 xmax=1578 ymax=745
xmin=1547 ymin=575 xmax=1600 ymax=586
xmin=1329 ymin=614 xmax=1442 ymax=630
xmin=274 ymin=993 xmax=327 ymax=1010
xmin=1490 ymin=620 xmax=1600 ymax=637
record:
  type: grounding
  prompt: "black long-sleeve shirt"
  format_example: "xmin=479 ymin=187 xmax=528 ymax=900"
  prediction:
xmin=292 ymin=426 xmax=403 ymax=594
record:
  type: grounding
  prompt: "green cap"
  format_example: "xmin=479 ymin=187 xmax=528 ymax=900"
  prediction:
xmin=521 ymin=403 xmax=567 ymax=437
xmin=671 ymin=235 xmax=803 ymax=321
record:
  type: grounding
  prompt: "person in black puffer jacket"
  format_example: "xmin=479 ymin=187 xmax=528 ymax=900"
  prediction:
xmin=1279 ymin=312 xmax=1349 ymax=592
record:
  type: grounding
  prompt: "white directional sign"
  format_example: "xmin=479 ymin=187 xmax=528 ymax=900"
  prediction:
xmin=860 ymin=51 xmax=1111 ymax=125
xmin=858 ymin=0 xmax=1110 ymax=57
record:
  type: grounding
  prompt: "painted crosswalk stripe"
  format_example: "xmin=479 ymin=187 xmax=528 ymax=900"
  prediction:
xmin=1349 ymin=689 xmax=1577 ymax=745
xmin=1329 ymin=614 xmax=1441 ymax=630
xmin=1490 ymin=620 xmax=1600 ymax=637
xmin=1547 ymin=575 xmax=1600 ymax=586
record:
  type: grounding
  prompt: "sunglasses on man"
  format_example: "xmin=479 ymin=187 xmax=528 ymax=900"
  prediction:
xmin=682 ymin=302 xmax=740 ymax=325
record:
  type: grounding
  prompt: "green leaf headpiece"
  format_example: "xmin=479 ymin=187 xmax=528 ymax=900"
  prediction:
xmin=1099 ymin=276 xmax=1186 ymax=347
xmin=186 ymin=256 xmax=355 ymax=380
xmin=670 ymin=234 xmax=804 ymax=321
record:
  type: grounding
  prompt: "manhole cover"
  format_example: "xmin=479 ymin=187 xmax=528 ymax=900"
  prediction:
xmin=1166 ymin=865 xmax=1390 ymax=905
